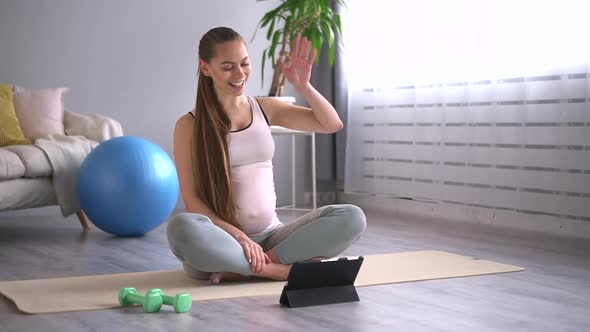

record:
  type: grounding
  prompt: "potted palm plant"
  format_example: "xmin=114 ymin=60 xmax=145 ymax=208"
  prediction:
xmin=253 ymin=0 xmax=345 ymax=97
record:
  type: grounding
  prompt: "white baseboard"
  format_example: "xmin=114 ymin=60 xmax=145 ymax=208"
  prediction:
xmin=0 ymin=206 xmax=63 ymax=217
xmin=1 ymin=200 xmax=187 ymax=218
xmin=338 ymin=192 xmax=590 ymax=240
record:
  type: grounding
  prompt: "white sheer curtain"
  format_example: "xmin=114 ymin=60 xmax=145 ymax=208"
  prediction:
xmin=344 ymin=0 xmax=590 ymax=221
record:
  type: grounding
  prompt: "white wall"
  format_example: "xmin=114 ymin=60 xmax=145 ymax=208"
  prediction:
xmin=0 ymin=0 xmax=311 ymax=207
xmin=0 ymin=0 xmax=280 ymax=153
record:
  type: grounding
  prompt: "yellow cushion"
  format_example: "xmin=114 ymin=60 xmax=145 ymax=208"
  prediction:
xmin=0 ymin=83 xmax=31 ymax=146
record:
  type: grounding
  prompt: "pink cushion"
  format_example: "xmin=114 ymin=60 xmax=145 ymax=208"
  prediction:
xmin=13 ymin=86 xmax=69 ymax=141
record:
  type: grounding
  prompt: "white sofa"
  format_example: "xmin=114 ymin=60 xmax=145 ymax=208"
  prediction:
xmin=0 ymin=110 xmax=123 ymax=230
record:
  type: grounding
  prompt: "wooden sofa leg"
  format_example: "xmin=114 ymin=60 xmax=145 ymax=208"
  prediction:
xmin=76 ymin=210 xmax=91 ymax=231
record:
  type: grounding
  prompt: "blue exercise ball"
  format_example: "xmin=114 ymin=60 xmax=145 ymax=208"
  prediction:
xmin=77 ymin=136 xmax=179 ymax=236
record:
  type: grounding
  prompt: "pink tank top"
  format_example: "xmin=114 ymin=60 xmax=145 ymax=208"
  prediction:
xmin=228 ymin=97 xmax=281 ymax=235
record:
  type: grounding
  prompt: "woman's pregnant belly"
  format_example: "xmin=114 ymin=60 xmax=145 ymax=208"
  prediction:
xmin=232 ymin=161 xmax=279 ymax=235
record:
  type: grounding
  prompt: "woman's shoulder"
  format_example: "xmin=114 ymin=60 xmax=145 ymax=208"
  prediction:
xmin=177 ymin=109 xmax=195 ymax=123
xmin=252 ymin=96 xmax=281 ymax=113
xmin=175 ymin=110 xmax=195 ymax=134
xmin=253 ymin=96 xmax=297 ymax=111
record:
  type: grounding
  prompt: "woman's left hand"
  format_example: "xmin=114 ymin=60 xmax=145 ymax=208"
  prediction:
xmin=277 ymin=37 xmax=316 ymax=91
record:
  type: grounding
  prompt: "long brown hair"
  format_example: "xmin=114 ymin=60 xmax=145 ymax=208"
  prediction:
xmin=192 ymin=27 xmax=243 ymax=229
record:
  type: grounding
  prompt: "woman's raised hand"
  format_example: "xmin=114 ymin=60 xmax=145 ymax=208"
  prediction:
xmin=277 ymin=37 xmax=317 ymax=91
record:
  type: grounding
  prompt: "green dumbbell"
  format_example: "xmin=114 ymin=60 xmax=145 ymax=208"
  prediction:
xmin=149 ymin=289 xmax=192 ymax=313
xmin=118 ymin=287 xmax=163 ymax=313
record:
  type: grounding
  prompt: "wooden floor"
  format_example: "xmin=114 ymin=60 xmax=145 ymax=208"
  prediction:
xmin=0 ymin=206 xmax=589 ymax=332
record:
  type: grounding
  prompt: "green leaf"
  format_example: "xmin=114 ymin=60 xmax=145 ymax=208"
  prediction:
xmin=288 ymin=18 xmax=301 ymax=42
xmin=271 ymin=1 xmax=290 ymax=15
xmin=311 ymin=24 xmax=323 ymax=61
xmin=261 ymin=6 xmax=281 ymax=26
xmin=283 ymin=15 xmax=293 ymax=40
xmin=252 ymin=1 xmax=290 ymax=42
xmin=261 ymin=48 xmax=267 ymax=88
xmin=286 ymin=0 xmax=298 ymax=12
xmin=268 ymin=29 xmax=282 ymax=64
xmin=260 ymin=13 xmax=273 ymax=27
xmin=266 ymin=17 xmax=276 ymax=40
xmin=335 ymin=14 xmax=342 ymax=38
xmin=269 ymin=31 xmax=279 ymax=54
xmin=314 ymin=26 xmax=324 ymax=63
xmin=321 ymin=20 xmax=335 ymax=66
xmin=310 ymin=0 xmax=319 ymax=14
xmin=305 ymin=29 xmax=314 ymax=42
xmin=320 ymin=10 xmax=333 ymax=23
xmin=252 ymin=14 xmax=270 ymax=41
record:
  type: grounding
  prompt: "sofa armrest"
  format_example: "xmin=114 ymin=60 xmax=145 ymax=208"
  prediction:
xmin=63 ymin=110 xmax=123 ymax=143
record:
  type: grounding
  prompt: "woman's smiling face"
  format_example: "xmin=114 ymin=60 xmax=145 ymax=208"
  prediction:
xmin=200 ymin=39 xmax=252 ymax=97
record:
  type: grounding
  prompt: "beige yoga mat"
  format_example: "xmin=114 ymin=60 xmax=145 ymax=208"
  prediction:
xmin=0 ymin=250 xmax=524 ymax=314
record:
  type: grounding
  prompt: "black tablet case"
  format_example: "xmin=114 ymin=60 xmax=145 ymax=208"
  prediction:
xmin=279 ymin=256 xmax=364 ymax=308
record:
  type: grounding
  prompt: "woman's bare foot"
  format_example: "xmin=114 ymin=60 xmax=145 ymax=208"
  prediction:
xmin=209 ymin=272 xmax=250 ymax=284
xmin=209 ymin=263 xmax=292 ymax=285
xmin=253 ymin=262 xmax=291 ymax=281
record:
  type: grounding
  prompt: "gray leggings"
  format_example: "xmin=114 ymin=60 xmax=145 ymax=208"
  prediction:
xmin=166 ymin=204 xmax=366 ymax=279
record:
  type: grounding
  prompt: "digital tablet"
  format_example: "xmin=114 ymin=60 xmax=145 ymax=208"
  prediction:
xmin=279 ymin=256 xmax=364 ymax=308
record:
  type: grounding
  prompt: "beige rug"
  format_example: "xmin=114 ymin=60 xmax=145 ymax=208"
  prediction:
xmin=0 ymin=250 xmax=524 ymax=314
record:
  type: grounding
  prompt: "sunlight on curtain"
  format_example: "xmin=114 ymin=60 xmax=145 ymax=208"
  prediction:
xmin=344 ymin=0 xmax=590 ymax=221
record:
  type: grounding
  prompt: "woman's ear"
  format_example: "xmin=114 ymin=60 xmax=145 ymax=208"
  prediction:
xmin=199 ymin=59 xmax=211 ymax=76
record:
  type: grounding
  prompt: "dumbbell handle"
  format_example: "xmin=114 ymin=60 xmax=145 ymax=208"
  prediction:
xmin=126 ymin=293 xmax=146 ymax=304
xmin=125 ymin=290 xmax=163 ymax=313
